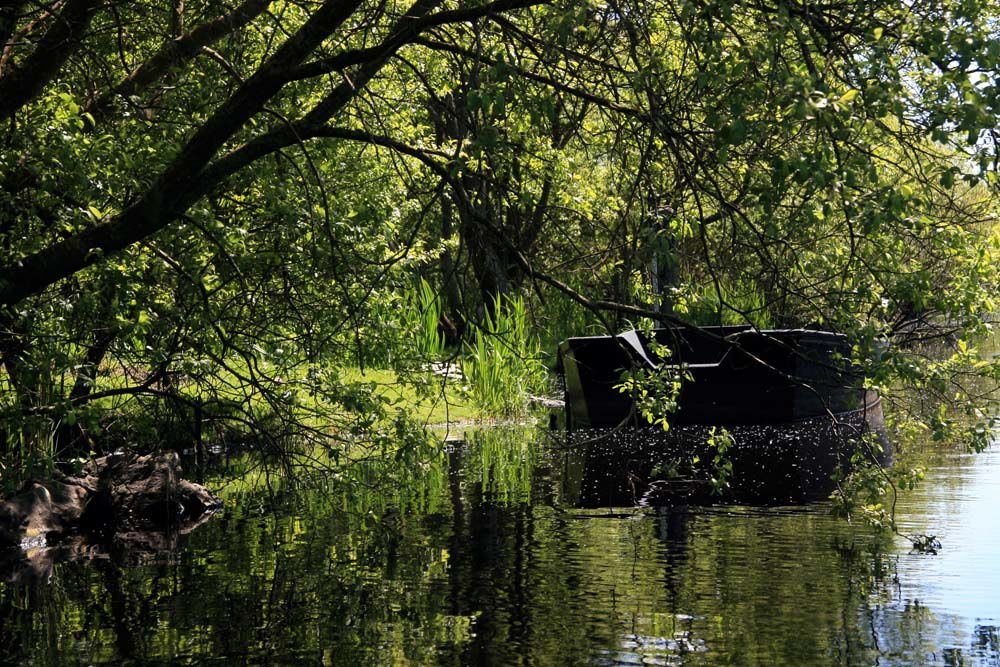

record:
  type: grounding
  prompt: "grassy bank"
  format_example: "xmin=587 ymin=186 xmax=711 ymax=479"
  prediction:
xmin=340 ymin=367 xmax=480 ymax=425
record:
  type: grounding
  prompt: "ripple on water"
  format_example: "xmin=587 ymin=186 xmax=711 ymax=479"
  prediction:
xmin=0 ymin=433 xmax=998 ymax=666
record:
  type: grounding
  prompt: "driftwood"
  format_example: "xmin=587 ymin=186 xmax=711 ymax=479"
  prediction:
xmin=0 ymin=451 xmax=221 ymax=549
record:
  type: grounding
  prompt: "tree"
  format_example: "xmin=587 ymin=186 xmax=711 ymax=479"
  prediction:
xmin=0 ymin=0 xmax=997 ymax=475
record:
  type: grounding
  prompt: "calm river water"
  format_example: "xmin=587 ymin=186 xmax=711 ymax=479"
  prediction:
xmin=0 ymin=429 xmax=997 ymax=666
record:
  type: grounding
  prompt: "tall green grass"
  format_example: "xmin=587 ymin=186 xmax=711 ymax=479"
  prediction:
xmin=0 ymin=412 xmax=58 ymax=494
xmin=461 ymin=296 xmax=545 ymax=417
xmin=685 ymin=278 xmax=775 ymax=328
xmin=358 ymin=277 xmax=446 ymax=368
xmin=537 ymin=286 xmax=603 ymax=354
xmin=400 ymin=277 xmax=446 ymax=360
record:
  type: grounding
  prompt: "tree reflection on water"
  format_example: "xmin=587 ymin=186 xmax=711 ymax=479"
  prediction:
xmin=0 ymin=427 xmax=996 ymax=665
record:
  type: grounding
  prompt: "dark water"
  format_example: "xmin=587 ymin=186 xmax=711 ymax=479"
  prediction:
xmin=0 ymin=429 xmax=997 ymax=666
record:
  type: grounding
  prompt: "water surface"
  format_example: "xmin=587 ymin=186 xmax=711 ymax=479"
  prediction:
xmin=0 ymin=430 xmax=997 ymax=666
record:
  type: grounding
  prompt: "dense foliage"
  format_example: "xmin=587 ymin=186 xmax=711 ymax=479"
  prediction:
xmin=1 ymin=0 xmax=998 ymax=495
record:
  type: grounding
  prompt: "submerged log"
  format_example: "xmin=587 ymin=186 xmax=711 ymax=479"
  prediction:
xmin=0 ymin=452 xmax=221 ymax=549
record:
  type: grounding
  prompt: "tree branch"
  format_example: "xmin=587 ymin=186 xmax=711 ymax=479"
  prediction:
xmin=0 ymin=1 xmax=25 ymax=75
xmin=0 ymin=0 xmax=99 ymax=118
xmin=85 ymin=0 xmax=272 ymax=119
xmin=287 ymin=0 xmax=547 ymax=81
xmin=411 ymin=36 xmax=648 ymax=121
xmin=0 ymin=0 xmax=549 ymax=308
xmin=0 ymin=0 xmax=365 ymax=306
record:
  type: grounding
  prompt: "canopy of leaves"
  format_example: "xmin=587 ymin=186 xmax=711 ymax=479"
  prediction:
xmin=0 ymin=0 xmax=997 ymax=475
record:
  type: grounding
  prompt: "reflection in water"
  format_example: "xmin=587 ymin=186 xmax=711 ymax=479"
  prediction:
xmin=559 ymin=419 xmax=888 ymax=507
xmin=0 ymin=428 xmax=996 ymax=665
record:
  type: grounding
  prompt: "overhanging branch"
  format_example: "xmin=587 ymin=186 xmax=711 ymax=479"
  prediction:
xmin=287 ymin=0 xmax=549 ymax=81
xmin=85 ymin=0 xmax=272 ymax=119
xmin=0 ymin=0 xmax=100 ymax=118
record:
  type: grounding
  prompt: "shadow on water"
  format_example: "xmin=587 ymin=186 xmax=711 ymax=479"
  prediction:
xmin=0 ymin=425 xmax=995 ymax=666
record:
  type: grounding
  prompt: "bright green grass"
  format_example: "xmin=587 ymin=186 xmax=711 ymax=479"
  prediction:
xmin=82 ymin=364 xmax=481 ymax=427
xmin=340 ymin=367 xmax=480 ymax=425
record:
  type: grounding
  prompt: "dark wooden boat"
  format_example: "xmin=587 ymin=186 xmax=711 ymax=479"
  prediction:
xmin=556 ymin=325 xmax=889 ymax=504
xmin=557 ymin=325 xmax=883 ymax=431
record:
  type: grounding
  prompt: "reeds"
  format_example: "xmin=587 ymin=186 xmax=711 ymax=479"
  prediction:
xmin=461 ymin=296 xmax=545 ymax=417
xmin=387 ymin=277 xmax=447 ymax=364
xmin=687 ymin=278 xmax=775 ymax=328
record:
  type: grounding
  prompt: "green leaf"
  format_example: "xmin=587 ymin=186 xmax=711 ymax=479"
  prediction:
xmin=839 ymin=89 xmax=860 ymax=105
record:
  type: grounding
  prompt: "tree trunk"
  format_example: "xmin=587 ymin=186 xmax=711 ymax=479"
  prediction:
xmin=438 ymin=194 xmax=465 ymax=338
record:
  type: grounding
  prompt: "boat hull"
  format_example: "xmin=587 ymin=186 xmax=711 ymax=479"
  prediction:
xmin=558 ymin=326 xmax=872 ymax=429
xmin=556 ymin=326 xmax=889 ymax=504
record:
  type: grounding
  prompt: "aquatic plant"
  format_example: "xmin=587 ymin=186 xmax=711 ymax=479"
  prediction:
xmin=0 ymin=418 xmax=57 ymax=494
xmin=679 ymin=279 xmax=775 ymax=329
xmin=407 ymin=277 xmax=446 ymax=360
xmin=461 ymin=296 xmax=546 ymax=417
